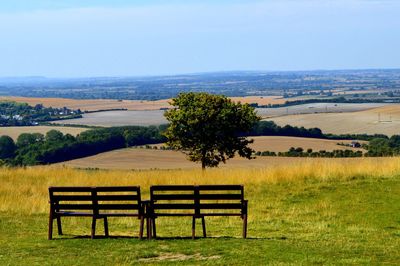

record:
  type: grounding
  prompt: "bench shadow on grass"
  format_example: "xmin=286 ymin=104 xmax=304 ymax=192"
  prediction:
xmin=52 ymin=234 xmax=275 ymax=241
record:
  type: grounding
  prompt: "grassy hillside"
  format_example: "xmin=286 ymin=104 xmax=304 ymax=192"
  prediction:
xmin=0 ymin=158 xmax=399 ymax=264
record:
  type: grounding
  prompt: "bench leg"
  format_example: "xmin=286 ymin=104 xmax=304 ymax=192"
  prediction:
xmin=57 ymin=217 xmax=63 ymax=235
xmin=48 ymin=213 xmax=54 ymax=240
xmin=146 ymin=217 xmax=152 ymax=240
xmin=242 ymin=214 xmax=247 ymax=239
xmin=103 ymin=217 xmax=109 ymax=237
xmin=152 ymin=218 xmax=157 ymax=239
xmin=91 ymin=218 xmax=96 ymax=239
xmin=139 ymin=216 xmax=144 ymax=240
xmin=201 ymin=217 xmax=206 ymax=238
xmin=192 ymin=217 xmax=196 ymax=239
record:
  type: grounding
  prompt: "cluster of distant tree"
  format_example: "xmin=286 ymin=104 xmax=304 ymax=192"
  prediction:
xmin=0 ymin=101 xmax=82 ymax=126
xmin=249 ymin=96 xmax=400 ymax=109
xmin=0 ymin=125 xmax=167 ymax=166
xmin=366 ymin=136 xmax=400 ymax=156
xmin=1 ymin=120 xmax=399 ymax=166
xmin=255 ymin=147 xmax=363 ymax=158
xmin=250 ymin=121 xmax=391 ymax=142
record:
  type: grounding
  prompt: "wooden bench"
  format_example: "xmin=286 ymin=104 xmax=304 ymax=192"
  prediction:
xmin=48 ymin=186 xmax=145 ymax=240
xmin=146 ymin=185 xmax=248 ymax=239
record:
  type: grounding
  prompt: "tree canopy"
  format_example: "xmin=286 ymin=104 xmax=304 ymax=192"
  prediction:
xmin=164 ymin=92 xmax=260 ymax=169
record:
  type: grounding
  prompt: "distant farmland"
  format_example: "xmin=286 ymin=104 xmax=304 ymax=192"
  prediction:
xmin=0 ymin=126 xmax=88 ymax=140
xmin=60 ymin=136 xmax=365 ymax=170
xmin=270 ymin=105 xmax=400 ymax=136
xmin=52 ymin=103 xmax=388 ymax=127
xmin=0 ymin=95 xmax=285 ymax=112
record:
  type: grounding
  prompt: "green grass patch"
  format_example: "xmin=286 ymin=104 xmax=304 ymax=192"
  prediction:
xmin=0 ymin=176 xmax=399 ymax=265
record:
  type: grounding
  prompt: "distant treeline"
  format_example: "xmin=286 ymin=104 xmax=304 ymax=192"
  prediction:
xmin=0 ymin=121 xmax=399 ymax=166
xmin=0 ymin=125 xmax=167 ymax=166
xmin=249 ymin=121 xmax=387 ymax=141
xmin=249 ymin=96 xmax=400 ymax=108
xmin=255 ymin=147 xmax=363 ymax=158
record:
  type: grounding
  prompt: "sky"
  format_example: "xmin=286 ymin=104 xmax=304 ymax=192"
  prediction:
xmin=0 ymin=0 xmax=399 ymax=77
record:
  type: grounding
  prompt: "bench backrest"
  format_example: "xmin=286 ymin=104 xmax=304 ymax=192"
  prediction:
xmin=150 ymin=185 xmax=245 ymax=216
xmin=49 ymin=186 xmax=142 ymax=215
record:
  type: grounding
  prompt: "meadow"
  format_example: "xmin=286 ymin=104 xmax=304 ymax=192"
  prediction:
xmin=0 ymin=158 xmax=399 ymax=264
xmin=270 ymin=105 xmax=400 ymax=136
xmin=0 ymin=126 xmax=87 ymax=140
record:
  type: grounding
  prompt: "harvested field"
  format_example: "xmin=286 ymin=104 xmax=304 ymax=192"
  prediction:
xmin=1 ymin=96 xmax=285 ymax=112
xmin=53 ymin=103 xmax=388 ymax=127
xmin=0 ymin=126 xmax=87 ymax=140
xmin=151 ymin=136 xmax=365 ymax=152
xmin=60 ymin=146 xmax=365 ymax=170
xmin=0 ymin=96 xmax=170 ymax=111
xmin=249 ymin=136 xmax=364 ymax=152
xmin=52 ymin=110 xmax=167 ymax=127
xmin=269 ymin=104 xmax=400 ymax=136
xmin=257 ymin=103 xmax=389 ymax=118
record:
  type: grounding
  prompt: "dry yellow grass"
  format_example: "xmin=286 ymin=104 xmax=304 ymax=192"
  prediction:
xmin=1 ymin=157 xmax=399 ymax=214
xmin=0 ymin=126 xmax=88 ymax=140
xmin=270 ymin=104 xmax=400 ymax=136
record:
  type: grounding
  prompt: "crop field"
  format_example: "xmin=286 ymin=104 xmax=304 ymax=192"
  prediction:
xmin=61 ymin=136 xmax=365 ymax=170
xmin=270 ymin=104 xmax=400 ymax=136
xmin=53 ymin=110 xmax=167 ymax=127
xmin=0 ymin=126 xmax=88 ymax=140
xmin=0 ymin=158 xmax=399 ymax=265
xmin=52 ymin=103 xmax=388 ymax=127
xmin=151 ymin=136 xmax=364 ymax=152
xmin=257 ymin=102 xmax=389 ymax=118
xmin=0 ymin=96 xmax=171 ymax=111
xmin=1 ymin=96 xmax=286 ymax=112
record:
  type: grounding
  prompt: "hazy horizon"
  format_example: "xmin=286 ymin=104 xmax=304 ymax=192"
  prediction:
xmin=1 ymin=0 xmax=399 ymax=77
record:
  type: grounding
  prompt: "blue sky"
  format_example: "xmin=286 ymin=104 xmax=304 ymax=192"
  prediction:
xmin=0 ymin=0 xmax=399 ymax=77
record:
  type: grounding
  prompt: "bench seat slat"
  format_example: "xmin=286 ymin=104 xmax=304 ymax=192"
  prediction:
xmin=53 ymin=195 xmax=92 ymax=201
xmin=198 ymin=185 xmax=243 ymax=190
xmin=199 ymin=203 xmax=243 ymax=209
xmin=153 ymin=203 xmax=196 ymax=209
xmin=57 ymin=204 xmax=93 ymax=210
xmin=97 ymin=204 xmax=140 ymax=210
xmin=55 ymin=211 xmax=93 ymax=216
xmin=152 ymin=194 xmax=195 ymax=200
xmin=199 ymin=194 xmax=242 ymax=200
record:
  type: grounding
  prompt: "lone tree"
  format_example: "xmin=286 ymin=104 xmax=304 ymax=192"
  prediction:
xmin=164 ymin=92 xmax=260 ymax=169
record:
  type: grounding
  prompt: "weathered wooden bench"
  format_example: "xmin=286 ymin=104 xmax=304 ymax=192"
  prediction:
xmin=146 ymin=185 xmax=248 ymax=239
xmin=48 ymin=186 xmax=145 ymax=240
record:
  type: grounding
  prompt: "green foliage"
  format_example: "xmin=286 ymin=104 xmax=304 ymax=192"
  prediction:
xmin=16 ymin=133 xmax=45 ymax=147
xmin=366 ymin=136 xmax=400 ymax=156
xmin=0 ymin=135 xmax=17 ymax=159
xmin=9 ymin=125 xmax=167 ymax=166
xmin=164 ymin=92 xmax=260 ymax=168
